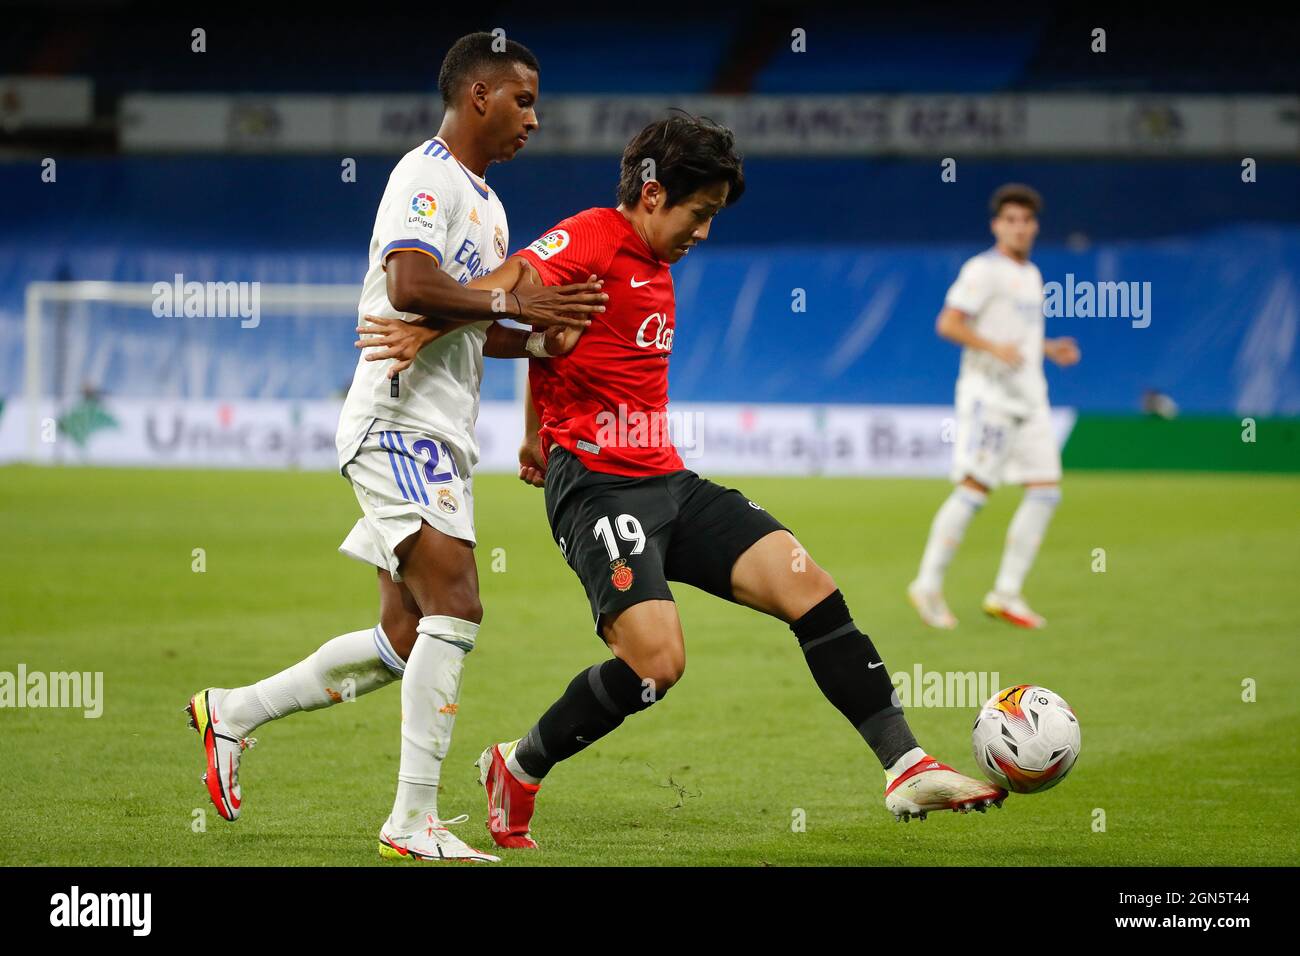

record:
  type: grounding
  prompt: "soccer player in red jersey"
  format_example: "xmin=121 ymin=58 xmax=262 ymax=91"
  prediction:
xmin=364 ymin=114 xmax=1007 ymax=847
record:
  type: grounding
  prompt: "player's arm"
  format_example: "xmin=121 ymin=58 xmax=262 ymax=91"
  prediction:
xmin=357 ymin=256 xmax=535 ymax=367
xmin=482 ymin=317 xmax=586 ymax=359
xmin=357 ymin=256 xmax=596 ymax=376
xmin=482 ymin=258 xmax=592 ymax=359
xmin=518 ymin=376 xmax=546 ymax=487
xmin=935 ymin=306 xmax=1023 ymax=368
xmin=1043 ymin=337 xmax=1081 ymax=366
xmin=387 ymin=251 xmax=604 ymax=329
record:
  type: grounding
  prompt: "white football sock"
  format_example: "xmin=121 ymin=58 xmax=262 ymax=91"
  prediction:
xmin=220 ymin=625 xmax=404 ymax=738
xmin=994 ymin=486 xmax=1061 ymax=596
xmin=503 ymin=738 xmax=542 ymax=786
xmin=390 ymin=616 xmax=478 ymax=833
xmin=885 ymin=747 xmax=927 ymax=781
xmin=915 ymin=486 xmax=987 ymax=591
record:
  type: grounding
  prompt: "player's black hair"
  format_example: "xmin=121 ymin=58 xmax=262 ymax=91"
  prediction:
xmin=437 ymin=32 xmax=540 ymax=108
xmin=990 ymin=183 xmax=1043 ymax=217
xmin=617 ymin=111 xmax=746 ymax=209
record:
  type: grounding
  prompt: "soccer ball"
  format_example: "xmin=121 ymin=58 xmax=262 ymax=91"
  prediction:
xmin=972 ymin=684 xmax=1081 ymax=794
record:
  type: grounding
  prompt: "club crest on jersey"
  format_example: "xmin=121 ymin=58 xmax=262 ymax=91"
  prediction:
xmin=529 ymin=229 xmax=569 ymax=260
xmin=610 ymin=558 xmax=634 ymax=592
xmin=436 ymin=489 xmax=459 ymax=515
xmin=494 ymin=225 xmax=506 ymax=259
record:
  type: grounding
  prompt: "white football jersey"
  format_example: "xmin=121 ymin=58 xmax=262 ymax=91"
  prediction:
xmin=336 ymin=136 xmax=510 ymax=475
xmin=945 ymin=247 xmax=1048 ymax=416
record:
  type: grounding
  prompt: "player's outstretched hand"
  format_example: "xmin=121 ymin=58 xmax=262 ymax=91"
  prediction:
xmin=356 ymin=314 xmax=455 ymax=379
xmin=518 ymin=437 xmax=546 ymax=487
xmin=1045 ymin=336 xmax=1081 ymax=366
xmin=515 ymin=275 xmax=606 ymax=330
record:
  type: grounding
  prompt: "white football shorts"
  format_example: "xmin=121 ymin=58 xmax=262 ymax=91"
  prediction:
xmin=339 ymin=421 xmax=475 ymax=581
xmin=950 ymin=398 xmax=1061 ymax=489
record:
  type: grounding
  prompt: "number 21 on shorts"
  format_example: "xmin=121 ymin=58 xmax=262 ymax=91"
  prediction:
xmin=593 ymin=513 xmax=646 ymax=560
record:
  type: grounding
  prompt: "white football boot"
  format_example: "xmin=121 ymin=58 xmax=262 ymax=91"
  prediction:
xmin=982 ymin=591 xmax=1046 ymax=629
xmin=907 ymin=581 xmax=958 ymax=629
xmin=885 ymin=755 xmax=1007 ymax=822
xmin=378 ymin=813 xmax=500 ymax=863
xmin=186 ymin=687 xmax=256 ymax=821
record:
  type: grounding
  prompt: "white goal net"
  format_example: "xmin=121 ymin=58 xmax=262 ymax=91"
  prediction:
xmin=14 ymin=280 xmax=525 ymax=469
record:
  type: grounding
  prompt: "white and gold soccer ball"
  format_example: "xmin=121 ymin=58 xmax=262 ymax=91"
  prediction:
xmin=972 ymin=684 xmax=1081 ymax=794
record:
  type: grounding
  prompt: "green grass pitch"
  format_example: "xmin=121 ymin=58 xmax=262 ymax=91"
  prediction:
xmin=1 ymin=464 xmax=1297 ymax=866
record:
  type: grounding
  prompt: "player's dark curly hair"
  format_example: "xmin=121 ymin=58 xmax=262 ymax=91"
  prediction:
xmin=438 ymin=32 xmax=540 ymax=107
xmin=990 ymin=183 xmax=1043 ymax=217
xmin=617 ymin=111 xmax=746 ymax=209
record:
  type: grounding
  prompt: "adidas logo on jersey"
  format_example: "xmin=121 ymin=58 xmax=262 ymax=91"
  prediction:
xmin=469 ymin=207 xmax=481 ymax=225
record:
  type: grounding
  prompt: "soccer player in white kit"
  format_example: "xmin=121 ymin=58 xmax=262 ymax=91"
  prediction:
xmin=184 ymin=33 xmax=606 ymax=862
xmin=908 ymin=184 xmax=1080 ymax=630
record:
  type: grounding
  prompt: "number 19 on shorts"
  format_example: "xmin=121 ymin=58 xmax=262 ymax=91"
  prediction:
xmin=593 ymin=514 xmax=646 ymax=560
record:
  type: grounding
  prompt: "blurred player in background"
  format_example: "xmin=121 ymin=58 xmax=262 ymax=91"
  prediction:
xmin=382 ymin=114 xmax=1008 ymax=848
xmin=908 ymin=184 xmax=1081 ymax=630
xmin=184 ymin=32 xmax=605 ymax=863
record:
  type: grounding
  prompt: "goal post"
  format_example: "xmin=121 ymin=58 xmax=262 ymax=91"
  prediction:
xmin=18 ymin=279 xmax=527 ymax=468
xmin=22 ymin=281 xmax=365 ymax=463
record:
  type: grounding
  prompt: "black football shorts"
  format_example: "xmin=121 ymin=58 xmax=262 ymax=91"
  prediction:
xmin=543 ymin=445 xmax=789 ymax=636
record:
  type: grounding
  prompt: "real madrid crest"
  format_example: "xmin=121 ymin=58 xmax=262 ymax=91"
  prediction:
xmin=493 ymin=225 xmax=506 ymax=260
xmin=437 ymin=488 xmax=459 ymax=515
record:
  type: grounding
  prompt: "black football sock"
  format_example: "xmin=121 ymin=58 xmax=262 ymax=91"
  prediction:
xmin=513 ymin=657 xmax=664 ymax=780
xmin=792 ymin=590 xmax=919 ymax=769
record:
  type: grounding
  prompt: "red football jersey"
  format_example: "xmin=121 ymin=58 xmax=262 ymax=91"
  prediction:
xmin=515 ymin=207 xmax=683 ymax=477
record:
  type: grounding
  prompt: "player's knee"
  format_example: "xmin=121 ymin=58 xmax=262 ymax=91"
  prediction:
xmin=637 ymin=649 xmax=685 ymax=693
xmin=379 ymin=612 xmax=420 ymax=660
xmin=804 ymin=563 xmax=837 ymax=600
xmin=451 ymin=594 xmax=485 ymax=625
xmin=431 ymin=582 xmax=483 ymax=625
xmin=785 ymin=561 xmax=838 ymax=621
